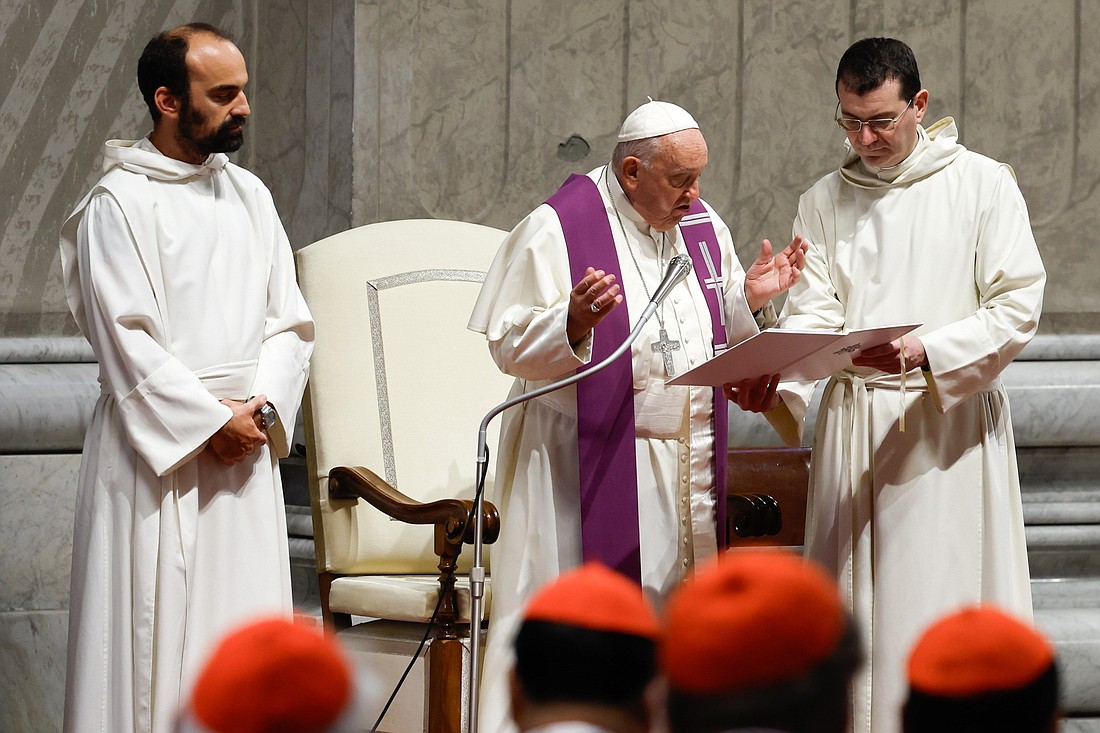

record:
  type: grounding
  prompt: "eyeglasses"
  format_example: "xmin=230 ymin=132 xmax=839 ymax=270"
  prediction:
xmin=835 ymin=98 xmax=913 ymax=133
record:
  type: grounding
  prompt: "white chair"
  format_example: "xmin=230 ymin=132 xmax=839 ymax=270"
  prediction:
xmin=295 ymin=219 xmax=512 ymax=733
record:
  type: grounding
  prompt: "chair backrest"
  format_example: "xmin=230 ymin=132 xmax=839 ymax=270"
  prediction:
xmin=296 ymin=219 xmax=513 ymax=575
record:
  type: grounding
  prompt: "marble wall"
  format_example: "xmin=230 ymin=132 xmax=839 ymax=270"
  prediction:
xmin=0 ymin=0 xmax=1098 ymax=341
xmin=341 ymin=0 xmax=1098 ymax=331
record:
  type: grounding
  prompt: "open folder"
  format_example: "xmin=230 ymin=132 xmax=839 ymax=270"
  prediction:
xmin=666 ymin=323 xmax=921 ymax=387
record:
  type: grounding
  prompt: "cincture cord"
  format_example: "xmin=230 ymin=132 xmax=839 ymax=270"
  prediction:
xmin=899 ymin=336 xmax=907 ymax=432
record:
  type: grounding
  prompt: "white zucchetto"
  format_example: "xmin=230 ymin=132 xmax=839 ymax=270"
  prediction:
xmin=617 ymin=99 xmax=699 ymax=142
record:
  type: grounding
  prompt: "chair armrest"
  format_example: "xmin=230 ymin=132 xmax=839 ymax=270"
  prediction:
xmin=328 ymin=465 xmax=500 ymax=545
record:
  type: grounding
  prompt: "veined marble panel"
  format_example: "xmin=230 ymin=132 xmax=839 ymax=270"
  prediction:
xmin=1035 ymin=608 xmax=1100 ymax=714
xmin=625 ymin=1 xmax=747 ymax=247
xmin=1033 ymin=578 xmax=1100 ymax=611
xmin=3 ymin=0 xmax=1098 ymax=342
xmin=1019 ymin=447 xmax=1100 ymax=487
xmin=1026 ymin=500 xmax=1100 ymax=525
xmin=0 ymin=0 xmax=250 ymax=338
xmin=735 ymin=0 xmax=848 ymax=263
xmin=1027 ymin=526 xmax=1100 ymax=550
xmin=250 ymin=0 xmax=353 ymax=249
xmin=357 ymin=0 xmax=514 ymax=225
xmin=727 ymin=356 xmax=1100 ymax=448
xmin=1001 ymin=361 xmax=1100 ymax=447
xmin=0 ymin=610 xmax=68 ymax=733
xmin=0 ymin=363 xmax=98 ymax=452
xmin=1030 ymin=547 xmax=1100 ymax=582
xmin=248 ymin=1 xmax=310 ymax=247
xmin=1022 ymin=335 xmax=1100 ymax=361
xmin=0 ymin=455 xmax=80 ymax=612
xmin=0 ymin=337 xmax=92 ymax=364
xmin=964 ymin=0 xmax=1100 ymax=318
xmin=854 ymin=1 xmax=965 ymax=121
xmin=498 ymin=1 xmax=625 ymax=222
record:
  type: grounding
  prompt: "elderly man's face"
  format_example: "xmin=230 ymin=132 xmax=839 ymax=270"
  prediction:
xmin=178 ymin=33 xmax=251 ymax=156
xmin=621 ymin=129 xmax=708 ymax=232
xmin=837 ymin=77 xmax=926 ymax=170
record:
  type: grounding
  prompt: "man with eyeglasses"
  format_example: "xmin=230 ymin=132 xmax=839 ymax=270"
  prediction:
xmin=744 ymin=37 xmax=1046 ymax=733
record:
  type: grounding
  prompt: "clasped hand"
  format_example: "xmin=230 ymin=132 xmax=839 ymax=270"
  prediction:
xmin=851 ymin=336 xmax=928 ymax=373
xmin=207 ymin=394 xmax=269 ymax=465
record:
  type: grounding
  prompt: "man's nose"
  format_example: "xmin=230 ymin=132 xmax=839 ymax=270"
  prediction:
xmin=858 ymin=124 xmax=878 ymax=145
xmin=234 ymin=92 xmax=251 ymax=118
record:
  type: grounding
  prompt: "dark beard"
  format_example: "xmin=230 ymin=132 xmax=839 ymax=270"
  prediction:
xmin=178 ymin=94 xmax=246 ymax=156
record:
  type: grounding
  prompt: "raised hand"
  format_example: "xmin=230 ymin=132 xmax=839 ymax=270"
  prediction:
xmin=567 ymin=267 xmax=623 ymax=345
xmin=743 ymin=235 xmax=808 ymax=312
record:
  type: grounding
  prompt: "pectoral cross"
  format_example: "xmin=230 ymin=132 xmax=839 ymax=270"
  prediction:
xmin=652 ymin=328 xmax=681 ymax=377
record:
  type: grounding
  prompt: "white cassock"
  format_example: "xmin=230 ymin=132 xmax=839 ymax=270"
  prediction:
xmin=468 ymin=165 xmax=766 ymax=733
xmin=59 ymin=138 xmax=314 ymax=733
xmin=768 ymin=119 xmax=1045 ymax=733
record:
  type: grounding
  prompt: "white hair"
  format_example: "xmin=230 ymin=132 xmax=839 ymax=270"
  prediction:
xmin=612 ymin=135 xmax=666 ymax=172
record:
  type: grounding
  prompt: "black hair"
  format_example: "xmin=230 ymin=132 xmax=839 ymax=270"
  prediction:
xmin=903 ymin=662 xmax=1059 ymax=733
xmin=835 ymin=37 xmax=922 ymax=102
xmin=514 ymin=620 xmax=657 ymax=705
xmin=667 ymin=619 xmax=862 ymax=733
xmin=136 ymin=22 xmax=232 ymax=122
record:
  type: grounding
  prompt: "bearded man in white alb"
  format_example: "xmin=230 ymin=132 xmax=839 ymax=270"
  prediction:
xmin=745 ymin=37 xmax=1045 ymax=733
xmin=59 ymin=23 xmax=314 ymax=733
xmin=468 ymin=100 xmax=808 ymax=733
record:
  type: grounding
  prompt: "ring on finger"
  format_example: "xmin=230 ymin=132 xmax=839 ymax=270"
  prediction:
xmin=590 ymin=300 xmax=601 ymax=313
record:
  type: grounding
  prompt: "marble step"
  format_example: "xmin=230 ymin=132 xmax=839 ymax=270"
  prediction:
xmin=1033 ymin=607 xmax=1100 ymax=715
xmin=1026 ymin=501 xmax=1100 ymax=525
xmin=286 ymin=504 xmax=315 ymax=538
xmin=1032 ymin=578 xmax=1100 ymax=609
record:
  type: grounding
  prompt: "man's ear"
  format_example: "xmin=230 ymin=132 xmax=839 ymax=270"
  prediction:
xmin=912 ymin=88 xmax=930 ymax=124
xmin=154 ymin=86 xmax=182 ymax=121
xmin=619 ymin=157 xmax=641 ymax=195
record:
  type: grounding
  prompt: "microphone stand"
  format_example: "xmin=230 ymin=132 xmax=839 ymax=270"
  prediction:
xmin=465 ymin=254 xmax=693 ymax=733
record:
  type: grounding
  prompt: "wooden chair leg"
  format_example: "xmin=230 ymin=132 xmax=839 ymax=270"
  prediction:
xmin=319 ymin=572 xmax=352 ymax=632
xmin=428 ymin=635 xmax=465 ymax=733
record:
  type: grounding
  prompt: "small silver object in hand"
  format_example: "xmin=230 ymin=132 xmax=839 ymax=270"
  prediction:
xmin=590 ymin=301 xmax=601 ymax=313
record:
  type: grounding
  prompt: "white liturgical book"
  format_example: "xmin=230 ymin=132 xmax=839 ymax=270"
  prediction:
xmin=666 ymin=323 xmax=921 ymax=387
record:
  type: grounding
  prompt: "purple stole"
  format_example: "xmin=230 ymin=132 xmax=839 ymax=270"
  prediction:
xmin=545 ymin=173 xmax=729 ymax=582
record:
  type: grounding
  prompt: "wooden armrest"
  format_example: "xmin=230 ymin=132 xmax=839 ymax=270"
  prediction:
xmin=328 ymin=465 xmax=500 ymax=545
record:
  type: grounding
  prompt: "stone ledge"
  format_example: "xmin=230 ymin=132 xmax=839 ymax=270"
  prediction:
xmin=0 ymin=337 xmax=93 ymax=364
xmin=1034 ymin=608 xmax=1100 ymax=714
xmin=0 ymin=364 xmax=98 ymax=452
xmin=1033 ymin=579 xmax=1100 ymax=610
xmin=1019 ymin=334 xmax=1100 ymax=361
xmin=1062 ymin=720 xmax=1100 ymax=732
xmin=728 ymin=359 xmax=1100 ymax=449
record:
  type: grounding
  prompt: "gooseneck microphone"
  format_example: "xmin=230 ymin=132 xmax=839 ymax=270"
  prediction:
xmin=643 ymin=253 xmax=694 ymax=317
xmin=465 ymin=254 xmax=694 ymax=732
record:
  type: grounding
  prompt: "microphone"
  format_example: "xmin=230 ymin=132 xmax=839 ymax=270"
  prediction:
xmin=650 ymin=253 xmax=694 ymax=307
